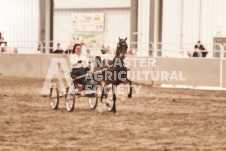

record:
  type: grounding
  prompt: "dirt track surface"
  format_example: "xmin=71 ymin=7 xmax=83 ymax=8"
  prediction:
xmin=0 ymin=76 xmax=226 ymax=150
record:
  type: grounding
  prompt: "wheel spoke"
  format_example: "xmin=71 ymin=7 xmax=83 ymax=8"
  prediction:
xmin=88 ymin=87 xmax=98 ymax=109
xmin=65 ymin=88 xmax=75 ymax=112
xmin=49 ymin=88 xmax=59 ymax=110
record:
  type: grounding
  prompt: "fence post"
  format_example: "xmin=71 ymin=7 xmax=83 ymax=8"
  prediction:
xmin=39 ymin=41 xmax=43 ymax=53
xmin=219 ymin=43 xmax=223 ymax=88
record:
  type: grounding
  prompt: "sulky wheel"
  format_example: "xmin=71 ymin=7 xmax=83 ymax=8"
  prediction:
xmin=105 ymin=86 xmax=114 ymax=112
xmin=88 ymin=86 xmax=100 ymax=109
xmin=65 ymin=87 xmax=75 ymax=112
xmin=49 ymin=87 xmax=59 ymax=110
xmin=88 ymin=96 xmax=98 ymax=109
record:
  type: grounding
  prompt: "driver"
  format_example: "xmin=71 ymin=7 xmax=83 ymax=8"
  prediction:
xmin=70 ymin=44 xmax=90 ymax=78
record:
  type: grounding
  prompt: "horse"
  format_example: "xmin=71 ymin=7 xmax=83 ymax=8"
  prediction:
xmin=93 ymin=37 xmax=132 ymax=114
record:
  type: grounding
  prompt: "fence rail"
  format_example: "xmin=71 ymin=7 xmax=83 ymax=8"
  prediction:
xmin=0 ymin=40 xmax=42 ymax=54
xmin=1 ymin=40 xmax=226 ymax=59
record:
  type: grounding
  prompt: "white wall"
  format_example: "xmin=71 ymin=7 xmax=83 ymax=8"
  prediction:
xmin=162 ymin=0 xmax=226 ymax=57
xmin=53 ymin=0 xmax=131 ymax=55
xmin=200 ymin=0 xmax=226 ymax=43
xmin=137 ymin=0 xmax=150 ymax=56
xmin=54 ymin=0 xmax=131 ymax=8
xmin=162 ymin=0 xmax=182 ymax=57
xmin=183 ymin=0 xmax=200 ymax=45
xmin=0 ymin=0 xmax=39 ymax=54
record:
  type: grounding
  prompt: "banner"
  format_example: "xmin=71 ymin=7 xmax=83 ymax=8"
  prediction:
xmin=74 ymin=35 xmax=103 ymax=47
xmin=72 ymin=13 xmax=104 ymax=32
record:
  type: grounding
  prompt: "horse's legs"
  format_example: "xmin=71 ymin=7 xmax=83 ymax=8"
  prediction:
xmin=100 ymin=88 xmax=104 ymax=103
xmin=112 ymin=85 xmax=117 ymax=114
xmin=127 ymin=78 xmax=132 ymax=98
xmin=98 ymin=86 xmax=105 ymax=113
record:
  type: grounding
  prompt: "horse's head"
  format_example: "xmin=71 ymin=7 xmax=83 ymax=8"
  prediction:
xmin=116 ymin=37 xmax=128 ymax=58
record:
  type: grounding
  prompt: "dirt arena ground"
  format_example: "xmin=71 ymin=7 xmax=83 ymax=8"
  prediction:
xmin=0 ymin=76 xmax=226 ymax=151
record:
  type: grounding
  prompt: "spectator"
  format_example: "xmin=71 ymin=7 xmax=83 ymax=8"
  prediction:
xmin=13 ymin=48 xmax=18 ymax=53
xmin=187 ymin=51 xmax=192 ymax=57
xmin=1 ymin=46 xmax=6 ymax=53
xmin=178 ymin=49 xmax=189 ymax=58
xmin=86 ymin=49 xmax=92 ymax=67
xmin=193 ymin=45 xmax=202 ymax=57
xmin=53 ymin=43 xmax=64 ymax=53
xmin=101 ymin=44 xmax=108 ymax=54
xmin=37 ymin=50 xmax=41 ymax=54
xmin=65 ymin=45 xmax=73 ymax=54
xmin=61 ymin=45 xmax=72 ymax=58
xmin=37 ymin=44 xmax=41 ymax=54
xmin=127 ymin=49 xmax=133 ymax=55
xmin=107 ymin=44 xmax=114 ymax=55
xmin=81 ymin=40 xmax=86 ymax=54
xmin=86 ymin=49 xmax=91 ymax=58
xmin=0 ymin=32 xmax=7 ymax=47
xmin=197 ymin=41 xmax=208 ymax=57
xmin=127 ymin=48 xmax=138 ymax=56
xmin=1 ymin=46 xmax=5 ymax=53
xmin=0 ymin=32 xmax=4 ymax=41
xmin=1 ymin=43 xmax=12 ymax=53
xmin=133 ymin=49 xmax=139 ymax=56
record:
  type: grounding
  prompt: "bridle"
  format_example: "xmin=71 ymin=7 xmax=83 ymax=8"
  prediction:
xmin=117 ymin=40 xmax=128 ymax=49
xmin=117 ymin=40 xmax=128 ymax=56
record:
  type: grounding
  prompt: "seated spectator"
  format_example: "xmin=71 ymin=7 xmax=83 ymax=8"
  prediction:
xmin=197 ymin=41 xmax=208 ymax=57
xmin=1 ymin=43 xmax=12 ymax=53
xmin=1 ymin=46 xmax=6 ymax=53
xmin=53 ymin=43 xmax=64 ymax=53
xmin=37 ymin=50 xmax=41 ymax=54
xmin=0 ymin=32 xmax=7 ymax=47
xmin=37 ymin=44 xmax=41 ymax=54
xmin=81 ymin=40 xmax=86 ymax=54
xmin=133 ymin=49 xmax=139 ymax=56
xmin=178 ymin=50 xmax=189 ymax=58
xmin=127 ymin=50 xmax=133 ymax=55
xmin=13 ymin=48 xmax=18 ymax=53
xmin=100 ymin=44 xmax=108 ymax=54
xmin=187 ymin=51 xmax=192 ymax=57
xmin=193 ymin=45 xmax=202 ymax=57
xmin=0 ymin=32 xmax=4 ymax=41
xmin=107 ymin=44 xmax=114 ymax=55
xmin=86 ymin=49 xmax=92 ymax=68
xmin=65 ymin=45 xmax=73 ymax=54
xmin=0 ymin=47 xmax=3 ymax=53
xmin=127 ymin=48 xmax=139 ymax=56
xmin=86 ymin=49 xmax=91 ymax=58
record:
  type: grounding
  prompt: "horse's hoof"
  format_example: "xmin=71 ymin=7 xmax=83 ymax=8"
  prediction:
xmin=128 ymin=94 xmax=132 ymax=98
xmin=114 ymin=112 xmax=118 ymax=115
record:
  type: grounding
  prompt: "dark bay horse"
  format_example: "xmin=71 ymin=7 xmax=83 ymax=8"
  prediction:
xmin=94 ymin=37 xmax=132 ymax=114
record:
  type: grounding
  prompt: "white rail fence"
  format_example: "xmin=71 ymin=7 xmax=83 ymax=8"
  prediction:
xmin=1 ymin=40 xmax=225 ymax=58
xmin=0 ymin=40 xmax=42 ymax=54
